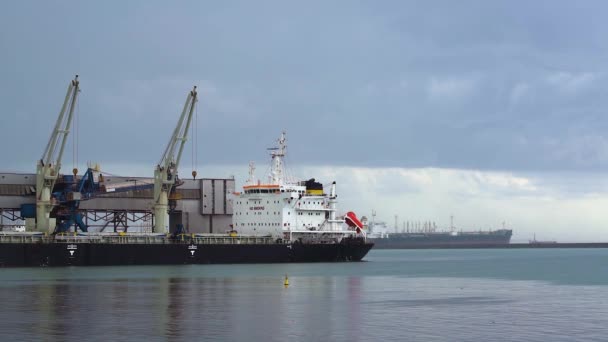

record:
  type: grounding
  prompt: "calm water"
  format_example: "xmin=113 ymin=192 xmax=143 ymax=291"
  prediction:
xmin=1 ymin=249 xmax=607 ymax=341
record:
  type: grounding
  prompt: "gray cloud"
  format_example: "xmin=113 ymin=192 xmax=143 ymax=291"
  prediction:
xmin=1 ymin=1 xmax=608 ymax=173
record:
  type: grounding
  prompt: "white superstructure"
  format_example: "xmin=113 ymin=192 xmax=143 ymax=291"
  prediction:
xmin=232 ymin=132 xmax=361 ymax=243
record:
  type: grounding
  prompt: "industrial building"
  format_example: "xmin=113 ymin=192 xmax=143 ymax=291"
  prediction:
xmin=0 ymin=172 xmax=234 ymax=234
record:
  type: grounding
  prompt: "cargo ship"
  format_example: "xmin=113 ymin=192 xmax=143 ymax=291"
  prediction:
xmin=0 ymin=77 xmax=371 ymax=266
xmin=366 ymin=220 xmax=512 ymax=249
xmin=0 ymin=132 xmax=372 ymax=266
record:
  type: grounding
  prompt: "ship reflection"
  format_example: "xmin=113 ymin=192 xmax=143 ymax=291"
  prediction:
xmin=0 ymin=271 xmax=365 ymax=341
xmin=164 ymin=274 xmax=365 ymax=341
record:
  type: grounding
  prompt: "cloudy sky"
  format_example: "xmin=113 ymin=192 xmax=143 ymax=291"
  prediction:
xmin=2 ymin=1 xmax=608 ymax=241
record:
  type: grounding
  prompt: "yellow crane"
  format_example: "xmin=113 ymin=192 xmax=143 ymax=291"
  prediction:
xmin=153 ymin=86 xmax=198 ymax=233
xmin=35 ymin=75 xmax=80 ymax=232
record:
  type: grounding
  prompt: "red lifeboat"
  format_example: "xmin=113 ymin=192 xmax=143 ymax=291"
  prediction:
xmin=344 ymin=211 xmax=364 ymax=232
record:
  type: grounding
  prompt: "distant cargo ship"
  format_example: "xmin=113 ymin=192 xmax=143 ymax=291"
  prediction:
xmin=366 ymin=220 xmax=512 ymax=249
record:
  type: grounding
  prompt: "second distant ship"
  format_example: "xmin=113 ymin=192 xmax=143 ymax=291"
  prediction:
xmin=366 ymin=221 xmax=512 ymax=249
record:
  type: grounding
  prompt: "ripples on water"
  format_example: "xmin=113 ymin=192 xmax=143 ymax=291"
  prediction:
xmin=0 ymin=249 xmax=607 ymax=341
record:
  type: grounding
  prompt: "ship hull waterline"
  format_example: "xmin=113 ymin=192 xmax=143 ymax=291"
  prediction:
xmin=0 ymin=240 xmax=374 ymax=267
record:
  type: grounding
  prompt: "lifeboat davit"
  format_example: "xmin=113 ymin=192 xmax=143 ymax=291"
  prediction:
xmin=345 ymin=211 xmax=363 ymax=230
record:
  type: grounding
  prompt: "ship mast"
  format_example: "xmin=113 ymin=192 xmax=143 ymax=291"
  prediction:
xmin=371 ymin=209 xmax=376 ymax=233
xmin=394 ymin=215 xmax=398 ymax=233
xmin=269 ymin=132 xmax=287 ymax=185
xmin=328 ymin=181 xmax=338 ymax=231
xmin=246 ymin=161 xmax=256 ymax=185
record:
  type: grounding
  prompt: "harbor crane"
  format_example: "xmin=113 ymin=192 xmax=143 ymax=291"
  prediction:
xmin=35 ymin=75 xmax=80 ymax=232
xmin=48 ymin=165 xmax=153 ymax=233
xmin=153 ymin=86 xmax=198 ymax=233
xmin=27 ymin=75 xmax=153 ymax=233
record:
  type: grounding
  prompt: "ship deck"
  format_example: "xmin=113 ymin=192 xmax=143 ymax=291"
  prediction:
xmin=0 ymin=232 xmax=366 ymax=245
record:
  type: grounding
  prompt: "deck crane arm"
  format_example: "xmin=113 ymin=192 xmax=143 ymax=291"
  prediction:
xmin=153 ymin=86 xmax=198 ymax=233
xmin=35 ymin=75 xmax=80 ymax=232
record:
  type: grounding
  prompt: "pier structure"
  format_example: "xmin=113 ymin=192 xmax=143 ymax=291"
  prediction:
xmin=0 ymin=172 xmax=234 ymax=234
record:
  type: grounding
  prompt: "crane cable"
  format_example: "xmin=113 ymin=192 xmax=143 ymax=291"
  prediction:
xmin=191 ymin=99 xmax=198 ymax=179
xmin=72 ymin=92 xmax=80 ymax=176
xmin=195 ymin=103 xmax=198 ymax=172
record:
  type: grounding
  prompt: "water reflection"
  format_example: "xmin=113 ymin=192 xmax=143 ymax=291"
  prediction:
xmin=1 ymin=249 xmax=608 ymax=341
xmin=1 ymin=275 xmax=366 ymax=341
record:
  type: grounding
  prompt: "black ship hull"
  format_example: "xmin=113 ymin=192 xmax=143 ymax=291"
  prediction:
xmin=0 ymin=239 xmax=374 ymax=267
xmin=370 ymin=229 xmax=512 ymax=249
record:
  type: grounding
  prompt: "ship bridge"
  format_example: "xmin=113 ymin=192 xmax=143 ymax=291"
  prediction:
xmin=242 ymin=183 xmax=307 ymax=196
